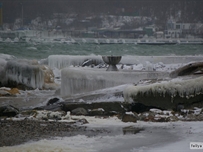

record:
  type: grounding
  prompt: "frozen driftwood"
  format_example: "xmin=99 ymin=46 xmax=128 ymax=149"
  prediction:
xmin=170 ymin=62 xmax=203 ymax=78
xmin=123 ymin=76 xmax=203 ymax=110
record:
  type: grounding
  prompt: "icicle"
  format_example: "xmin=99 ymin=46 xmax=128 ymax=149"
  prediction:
xmin=5 ymin=60 xmax=45 ymax=89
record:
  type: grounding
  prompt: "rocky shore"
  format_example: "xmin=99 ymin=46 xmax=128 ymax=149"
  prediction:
xmin=0 ymin=119 xmax=81 ymax=147
xmin=1 ymin=86 xmax=203 ymax=148
xmin=0 ymin=117 xmax=115 ymax=147
xmin=1 ymin=97 xmax=203 ymax=147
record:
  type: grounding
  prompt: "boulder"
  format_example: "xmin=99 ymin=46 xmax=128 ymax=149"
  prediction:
xmin=130 ymin=103 xmax=155 ymax=113
xmin=7 ymin=88 xmax=20 ymax=94
xmin=46 ymin=97 xmax=60 ymax=106
xmin=71 ymin=107 xmax=88 ymax=116
xmin=196 ymin=114 xmax=203 ymax=121
xmin=63 ymin=102 xmax=128 ymax=115
xmin=122 ymin=112 xmax=138 ymax=123
xmin=34 ymin=103 xmax=65 ymax=112
xmin=0 ymin=105 xmax=19 ymax=117
xmin=75 ymin=118 xmax=89 ymax=125
xmin=139 ymin=112 xmax=155 ymax=121
xmin=0 ymin=88 xmax=20 ymax=97
xmin=88 ymin=108 xmax=105 ymax=116
xmin=122 ymin=126 xmax=143 ymax=135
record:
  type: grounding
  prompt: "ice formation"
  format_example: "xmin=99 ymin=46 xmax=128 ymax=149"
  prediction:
xmin=48 ymin=55 xmax=103 ymax=69
xmin=5 ymin=60 xmax=44 ymax=89
xmin=5 ymin=60 xmax=55 ymax=89
xmin=123 ymin=76 xmax=203 ymax=104
xmin=0 ymin=54 xmax=17 ymax=85
xmin=61 ymin=67 xmax=169 ymax=97
xmin=0 ymin=59 xmax=7 ymax=84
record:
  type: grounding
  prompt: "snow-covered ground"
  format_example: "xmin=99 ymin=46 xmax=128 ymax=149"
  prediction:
xmin=1 ymin=116 xmax=203 ymax=152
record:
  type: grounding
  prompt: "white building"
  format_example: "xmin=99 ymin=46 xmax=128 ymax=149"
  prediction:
xmin=165 ymin=19 xmax=203 ymax=38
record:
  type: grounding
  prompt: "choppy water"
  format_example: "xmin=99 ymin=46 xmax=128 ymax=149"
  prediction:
xmin=1 ymin=42 xmax=203 ymax=60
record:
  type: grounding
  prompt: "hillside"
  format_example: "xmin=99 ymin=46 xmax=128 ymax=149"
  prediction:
xmin=1 ymin=0 xmax=203 ymax=30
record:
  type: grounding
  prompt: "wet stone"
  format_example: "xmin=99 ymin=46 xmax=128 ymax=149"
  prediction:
xmin=154 ymin=117 xmax=170 ymax=122
xmin=88 ymin=108 xmax=105 ymax=116
xmin=46 ymin=97 xmax=60 ymax=106
xmin=122 ymin=112 xmax=138 ymax=123
xmin=71 ymin=107 xmax=88 ymax=116
xmin=0 ymin=105 xmax=19 ymax=117
xmin=196 ymin=114 xmax=203 ymax=121
xmin=139 ymin=112 xmax=155 ymax=121
xmin=169 ymin=116 xmax=179 ymax=121
xmin=122 ymin=126 xmax=144 ymax=135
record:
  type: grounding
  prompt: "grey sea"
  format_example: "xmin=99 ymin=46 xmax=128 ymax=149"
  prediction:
xmin=1 ymin=42 xmax=203 ymax=60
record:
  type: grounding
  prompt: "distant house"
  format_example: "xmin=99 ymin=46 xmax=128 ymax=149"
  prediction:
xmin=165 ymin=19 xmax=203 ymax=38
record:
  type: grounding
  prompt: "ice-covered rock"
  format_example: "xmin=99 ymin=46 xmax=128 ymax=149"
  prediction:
xmin=5 ymin=59 xmax=56 ymax=89
xmin=0 ymin=54 xmax=17 ymax=86
xmin=0 ymin=58 xmax=7 ymax=85
xmin=123 ymin=76 xmax=203 ymax=109
xmin=61 ymin=67 xmax=169 ymax=97
xmin=33 ymin=110 xmax=66 ymax=120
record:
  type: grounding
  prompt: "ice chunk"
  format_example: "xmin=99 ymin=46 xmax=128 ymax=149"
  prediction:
xmin=4 ymin=59 xmax=56 ymax=89
xmin=61 ymin=67 xmax=168 ymax=97
xmin=5 ymin=60 xmax=44 ymax=89
xmin=132 ymin=64 xmax=144 ymax=71
xmin=48 ymin=55 xmax=103 ymax=69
